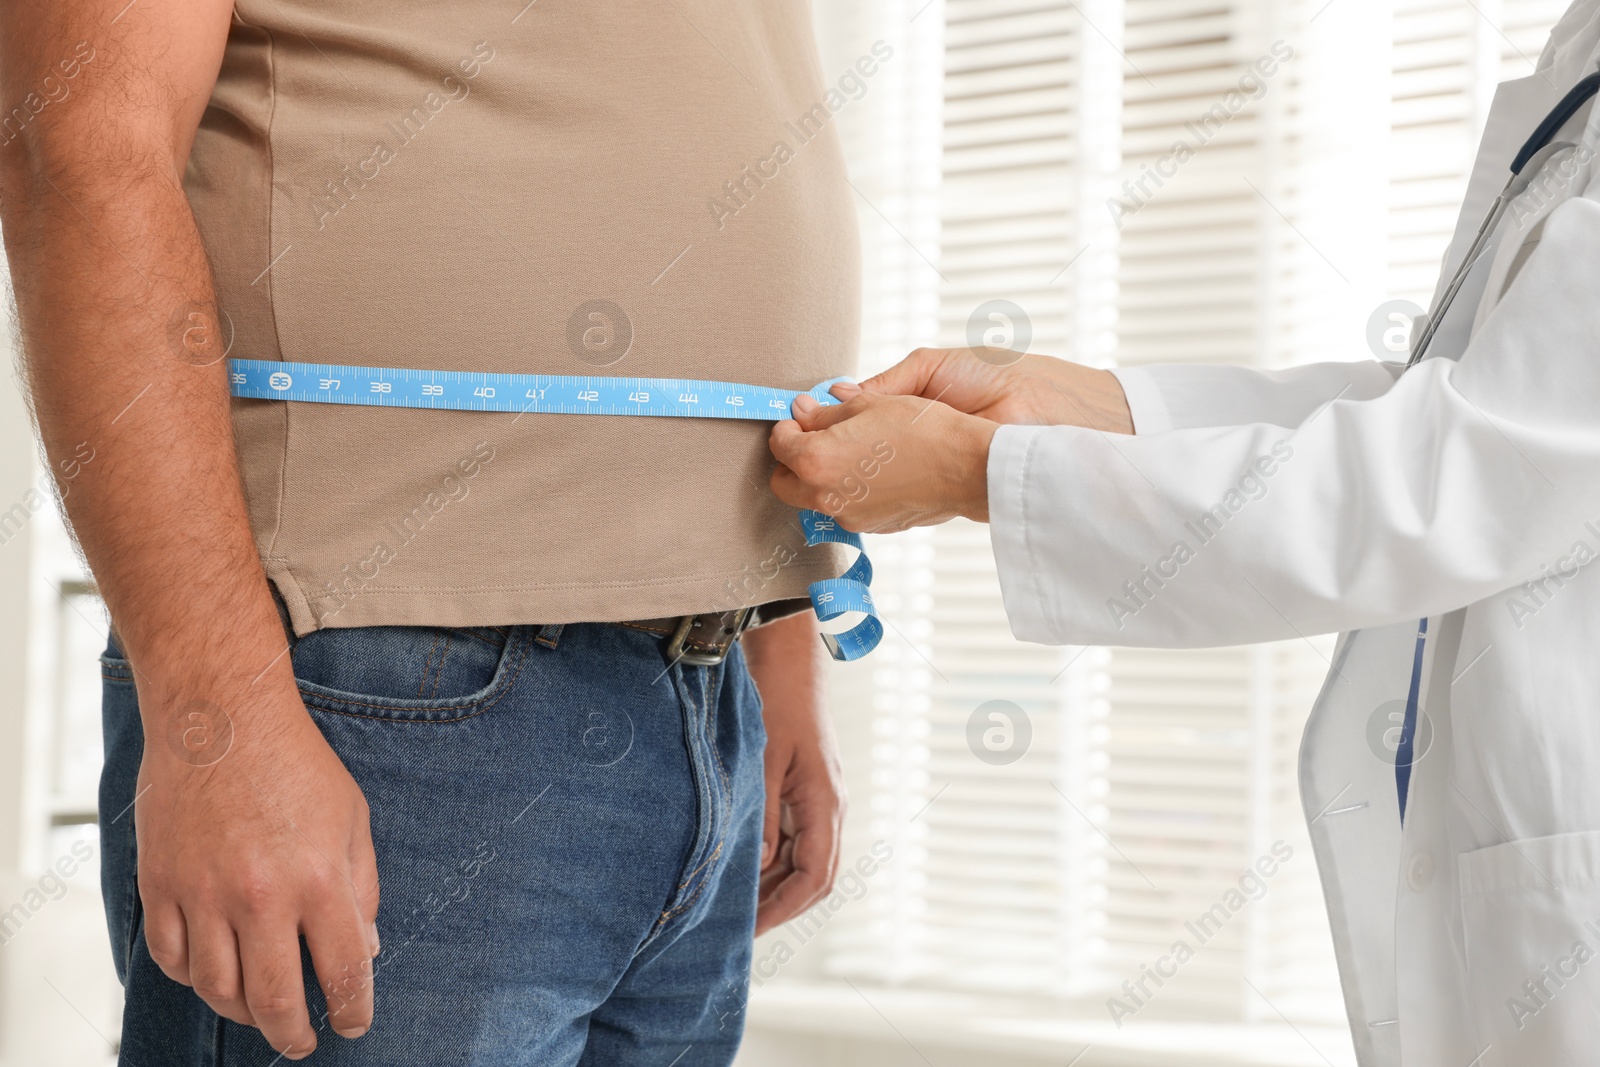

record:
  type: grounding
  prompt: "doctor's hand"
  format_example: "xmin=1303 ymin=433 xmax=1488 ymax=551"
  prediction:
xmin=861 ymin=346 xmax=1134 ymax=433
xmin=769 ymin=389 xmax=998 ymax=532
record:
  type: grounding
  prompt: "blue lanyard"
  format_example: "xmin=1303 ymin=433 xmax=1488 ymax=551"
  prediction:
xmin=1395 ymin=617 xmax=1429 ymax=821
xmin=228 ymin=358 xmax=882 ymax=661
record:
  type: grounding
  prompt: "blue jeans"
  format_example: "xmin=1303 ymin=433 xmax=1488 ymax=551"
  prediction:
xmin=99 ymin=621 xmax=766 ymax=1065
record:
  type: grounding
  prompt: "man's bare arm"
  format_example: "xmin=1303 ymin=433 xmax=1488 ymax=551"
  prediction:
xmin=743 ymin=612 xmax=844 ymax=934
xmin=0 ymin=2 xmax=378 ymax=1057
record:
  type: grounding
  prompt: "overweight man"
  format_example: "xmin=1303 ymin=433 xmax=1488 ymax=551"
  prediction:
xmin=1 ymin=0 xmax=863 ymax=1063
xmin=770 ymin=7 xmax=1600 ymax=1062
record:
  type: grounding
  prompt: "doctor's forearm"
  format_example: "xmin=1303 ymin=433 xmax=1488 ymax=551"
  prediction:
xmin=990 ymin=195 xmax=1600 ymax=648
xmin=1112 ymin=359 xmax=1403 ymax=435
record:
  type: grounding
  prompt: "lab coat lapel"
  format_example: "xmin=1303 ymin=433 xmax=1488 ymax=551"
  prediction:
xmin=1422 ymin=73 xmax=1567 ymax=366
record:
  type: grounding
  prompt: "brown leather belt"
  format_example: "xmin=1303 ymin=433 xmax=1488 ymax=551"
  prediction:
xmin=617 ymin=607 xmax=757 ymax=666
xmin=266 ymin=583 xmax=781 ymax=669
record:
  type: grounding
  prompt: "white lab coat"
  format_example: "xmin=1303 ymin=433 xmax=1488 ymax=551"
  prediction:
xmin=987 ymin=6 xmax=1600 ymax=1065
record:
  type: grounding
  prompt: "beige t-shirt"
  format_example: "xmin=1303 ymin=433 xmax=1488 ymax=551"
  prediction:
xmin=187 ymin=0 xmax=863 ymax=634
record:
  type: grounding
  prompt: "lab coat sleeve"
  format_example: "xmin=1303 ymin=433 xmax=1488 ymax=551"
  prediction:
xmin=1110 ymin=359 xmax=1403 ymax=435
xmin=990 ymin=194 xmax=1600 ymax=648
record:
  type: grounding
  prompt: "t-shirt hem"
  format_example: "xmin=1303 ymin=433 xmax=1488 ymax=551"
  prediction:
xmin=268 ymin=550 xmax=850 ymax=636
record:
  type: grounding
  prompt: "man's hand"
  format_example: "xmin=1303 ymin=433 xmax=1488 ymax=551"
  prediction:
xmin=0 ymin=0 xmax=380 ymax=1057
xmin=742 ymin=612 xmax=845 ymax=935
xmin=136 ymin=683 xmax=381 ymax=1055
xmin=862 ymin=346 xmax=1134 ymax=433
xmin=769 ymin=388 xmax=998 ymax=532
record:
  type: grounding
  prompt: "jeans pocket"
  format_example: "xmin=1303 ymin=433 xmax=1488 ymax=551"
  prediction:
xmin=293 ymin=625 xmax=530 ymax=723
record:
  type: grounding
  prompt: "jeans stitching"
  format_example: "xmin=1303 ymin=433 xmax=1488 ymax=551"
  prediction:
xmin=210 ymin=1009 xmax=225 ymax=1067
xmin=658 ymin=839 xmax=724 ymax=924
xmin=458 ymin=627 xmax=509 ymax=650
xmin=672 ymin=837 xmax=723 ymax=890
xmin=417 ymin=631 xmax=443 ymax=697
xmin=706 ymin=663 xmax=733 ymax=797
xmin=668 ymin=678 xmax=720 ymax=893
xmin=651 ymin=664 xmax=721 ymax=934
xmin=431 ymin=633 xmax=454 ymax=698
xmin=123 ymin=851 xmax=143 ymax=984
xmin=663 ymin=664 xmax=735 ymax=924
xmin=299 ymin=631 xmax=530 ymax=721
xmin=701 ymin=663 xmax=733 ymax=897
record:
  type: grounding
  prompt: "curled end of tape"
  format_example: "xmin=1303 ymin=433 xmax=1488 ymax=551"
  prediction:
xmin=799 ymin=509 xmax=882 ymax=662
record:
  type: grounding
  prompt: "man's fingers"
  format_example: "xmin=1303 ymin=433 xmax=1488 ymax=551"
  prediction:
xmin=327 ymin=801 xmax=381 ymax=1032
xmin=756 ymin=866 xmax=814 ymax=934
xmin=141 ymin=895 xmax=191 ymax=985
xmin=761 ymin=751 xmax=785 ymax=870
xmin=239 ymin=922 xmax=317 ymax=1060
xmin=786 ymin=798 xmax=841 ymax=914
xmin=347 ymin=803 xmax=381 ymax=952
xmin=184 ymin=910 xmax=255 ymax=1026
xmin=759 ymin=837 xmax=796 ymax=897
xmin=756 ymin=801 xmax=842 ymax=934
xmin=305 ymin=903 xmax=375 ymax=1040
xmin=755 ymin=856 xmax=827 ymax=934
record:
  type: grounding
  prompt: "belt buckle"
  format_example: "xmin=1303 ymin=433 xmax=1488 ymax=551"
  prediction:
xmin=664 ymin=607 xmax=753 ymax=667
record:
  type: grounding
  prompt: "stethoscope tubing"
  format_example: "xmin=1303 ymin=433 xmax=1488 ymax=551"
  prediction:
xmin=1392 ymin=68 xmax=1600 ymax=822
xmin=1406 ymin=68 xmax=1600 ymax=367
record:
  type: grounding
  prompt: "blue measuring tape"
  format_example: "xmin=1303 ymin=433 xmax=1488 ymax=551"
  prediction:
xmin=228 ymin=358 xmax=882 ymax=661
